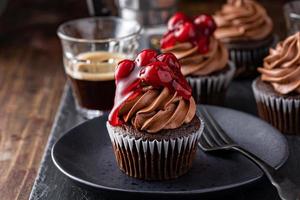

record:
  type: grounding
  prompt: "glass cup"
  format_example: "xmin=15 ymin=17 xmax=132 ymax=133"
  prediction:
xmin=57 ymin=17 xmax=141 ymax=119
xmin=284 ymin=1 xmax=300 ymax=35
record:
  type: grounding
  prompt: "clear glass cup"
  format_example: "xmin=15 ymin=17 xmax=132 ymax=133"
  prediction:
xmin=57 ymin=17 xmax=141 ymax=119
xmin=284 ymin=1 xmax=300 ymax=35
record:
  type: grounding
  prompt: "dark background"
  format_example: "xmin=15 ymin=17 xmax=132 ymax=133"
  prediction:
xmin=0 ymin=0 xmax=290 ymax=47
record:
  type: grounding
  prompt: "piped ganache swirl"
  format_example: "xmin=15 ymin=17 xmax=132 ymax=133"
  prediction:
xmin=120 ymin=87 xmax=196 ymax=133
xmin=109 ymin=50 xmax=196 ymax=133
xmin=162 ymin=37 xmax=228 ymax=76
xmin=214 ymin=0 xmax=273 ymax=42
xmin=258 ymin=33 xmax=300 ymax=94
xmin=160 ymin=13 xmax=228 ymax=76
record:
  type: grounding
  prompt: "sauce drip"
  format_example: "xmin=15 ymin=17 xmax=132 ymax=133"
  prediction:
xmin=160 ymin=12 xmax=216 ymax=54
xmin=108 ymin=50 xmax=192 ymax=126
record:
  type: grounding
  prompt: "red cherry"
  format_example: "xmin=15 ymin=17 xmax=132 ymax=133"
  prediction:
xmin=134 ymin=49 xmax=158 ymax=66
xmin=168 ymin=12 xmax=189 ymax=31
xmin=158 ymin=69 xmax=173 ymax=84
xmin=197 ymin=36 xmax=209 ymax=54
xmin=140 ymin=61 xmax=173 ymax=87
xmin=200 ymin=26 xmax=214 ymax=37
xmin=172 ymin=80 xmax=191 ymax=99
xmin=115 ymin=59 xmax=135 ymax=81
xmin=156 ymin=53 xmax=180 ymax=69
xmin=193 ymin=14 xmax=216 ymax=36
xmin=174 ymin=22 xmax=196 ymax=42
xmin=160 ymin=31 xmax=177 ymax=49
xmin=139 ymin=62 xmax=162 ymax=87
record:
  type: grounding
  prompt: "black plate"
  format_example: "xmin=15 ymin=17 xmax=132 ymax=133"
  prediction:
xmin=51 ymin=105 xmax=288 ymax=195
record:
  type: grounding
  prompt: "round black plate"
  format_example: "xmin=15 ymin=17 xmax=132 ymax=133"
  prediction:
xmin=51 ymin=105 xmax=289 ymax=195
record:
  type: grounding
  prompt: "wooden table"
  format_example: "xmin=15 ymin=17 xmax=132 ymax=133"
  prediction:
xmin=0 ymin=0 xmax=291 ymax=199
xmin=0 ymin=1 xmax=88 ymax=199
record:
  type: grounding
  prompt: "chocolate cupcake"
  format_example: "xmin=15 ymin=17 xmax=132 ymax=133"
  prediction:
xmin=252 ymin=32 xmax=300 ymax=135
xmin=107 ymin=49 xmax=204 ymax=180
xmin=160 ymin=12 xmax=235 ymax=105
xmin=214 ymin=0 xmax=275 ymax=77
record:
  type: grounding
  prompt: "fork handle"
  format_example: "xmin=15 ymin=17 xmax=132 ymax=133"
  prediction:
xmin=232 ymin=146 xmax=300 ymax=200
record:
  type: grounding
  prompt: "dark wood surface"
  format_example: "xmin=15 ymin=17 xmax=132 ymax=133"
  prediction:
xmin=0 ymin=0 xmax=294 ymax=200
xmin=0 ymin=26 xmax=65 ymax=200
xmin=0 ymin=1 xmax=88 ymax=199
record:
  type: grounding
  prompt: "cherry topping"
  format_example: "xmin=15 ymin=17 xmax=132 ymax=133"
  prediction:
xmin=135 ymin=49 xmax=158 ymax=66
xmin=115 ymin=59 xmax=135 ymax=81
xmin=160 ymin=32 xmax=177 ymax=49
xmin=139 ymin=60 xmax=190 ymax=99
xmin=167 ymin=12 xmax=189 ymax=31
xmin=193 ymin=14 xmax=216 ymax=36
xmin=140 ymin=61 xmax=172 ymax=87
xmin=109 ymin=50 xmax=192 ymax=126
xmin=197 ymin=36 xmax=209 ymax=54
xmin=156 ymin=53 xmax=180 ymax=69
xmin=161 ymin=12 xmax=216 ymax=54
xmin=172 ymin=80 xmax=191 ymax=100
xmin=174 ymin=22 xmax=196 ymax=42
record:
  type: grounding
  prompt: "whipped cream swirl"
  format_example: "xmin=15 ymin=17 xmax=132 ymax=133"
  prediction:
xmin=258 ymin=32 xmax=300 ymax=94
xmin=119 ymin=87 xmax=196 ymax=133
xmin=214 ymin=0 xmax=273 ymax=42
xmin=162 ymin=37 xmax=228 ymax=76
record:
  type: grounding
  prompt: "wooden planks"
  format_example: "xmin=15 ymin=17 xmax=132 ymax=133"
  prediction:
xmin=0 ymin=0 xmax=89 ymax=199
xmin=0 ymin=43 xmax=65 ymax=199
xmin=0 ymin=42 xmax=65 ymax=199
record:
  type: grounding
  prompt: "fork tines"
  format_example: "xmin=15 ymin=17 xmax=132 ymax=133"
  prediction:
xmin=198 ymin=106 xmax=235 ymax=151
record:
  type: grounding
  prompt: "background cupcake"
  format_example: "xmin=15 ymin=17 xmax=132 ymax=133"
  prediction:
xmin=107 ymin=49 xmax=204 ymax=180
xmin=160 ymin=12 xmax=235 ymax=105
xmin=214 ymin=0 xmax=275 ymax=77
xmin=252 ymin=32 xmax=300 ymax=135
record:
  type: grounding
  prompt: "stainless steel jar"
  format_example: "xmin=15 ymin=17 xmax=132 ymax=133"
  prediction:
xmin=115 ymin=0 xmax=178 ymax=26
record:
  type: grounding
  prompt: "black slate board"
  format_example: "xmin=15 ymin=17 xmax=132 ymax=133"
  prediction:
xmin=29 ymin=80 xmax=300 ymax=200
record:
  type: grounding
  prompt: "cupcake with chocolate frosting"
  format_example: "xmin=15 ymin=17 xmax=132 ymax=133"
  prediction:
xmin=214 ymin=0 xmax=275 ymax=77
xmin=160 ymin=12 xmax=235 ymax=105
xmin=107 ymin=49 xmax=204 ymax=180
xmin=252 ymin=32 xmax=300 ymax=135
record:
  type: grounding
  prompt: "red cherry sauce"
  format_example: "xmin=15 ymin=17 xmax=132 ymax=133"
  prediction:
xmin=161 ymin=12 xmax=217 ymax=54
xmin=108 ymin=50 xmax=192 ymax=126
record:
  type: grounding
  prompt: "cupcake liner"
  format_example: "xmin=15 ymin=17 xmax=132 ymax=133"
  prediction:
xmin=228 ymin=35 xmax=277 ymax=78
xmin=252 ymin=79 xmax=300 ymax=135
xmin=106 ymin=120 xmax=204 ymax=180
xmin=186 ymin=61 xmax=235 ymax=105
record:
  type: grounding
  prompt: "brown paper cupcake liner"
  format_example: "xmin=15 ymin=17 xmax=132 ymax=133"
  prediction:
xmin=186 ymin=61 xmax=235 ymax=105
xmin=106 ymin=121 xmax=204 ymax=181
xmin=228 ymin=35 xmax=277 ymax=78
xmin=252 ymin=79 xmax=300 ymax=135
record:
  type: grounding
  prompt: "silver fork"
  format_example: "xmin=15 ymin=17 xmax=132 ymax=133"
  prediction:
xmin=198 ymin=106 xmax=300 ymax=200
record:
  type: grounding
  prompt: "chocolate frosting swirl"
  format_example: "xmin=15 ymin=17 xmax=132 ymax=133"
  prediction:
xmin=214 ymin=0 xmax=273 ymax=42
xmin=119 ymin=87 xmax=196 ymax=133
xmin=258 ymin=32 xmax=300 ymax=94
xmin=162 ymin=37 xmax=228 ymax=76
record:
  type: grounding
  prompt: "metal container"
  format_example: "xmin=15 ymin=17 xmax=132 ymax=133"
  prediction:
xmin=115 ymin=0 xmax=178 ymax=26
xmin=284 ymin=1 xmax=300 ymax=35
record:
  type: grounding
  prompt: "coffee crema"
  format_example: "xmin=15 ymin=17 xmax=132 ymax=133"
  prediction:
xmin=65 ymin=51 xmax=125 ymax=111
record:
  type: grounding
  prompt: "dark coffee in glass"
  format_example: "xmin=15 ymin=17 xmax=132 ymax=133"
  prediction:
xmin=65 ymin=51 xmax=124 ymax=112
xmin=57 ymin=17 xmax=141 ymax=118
